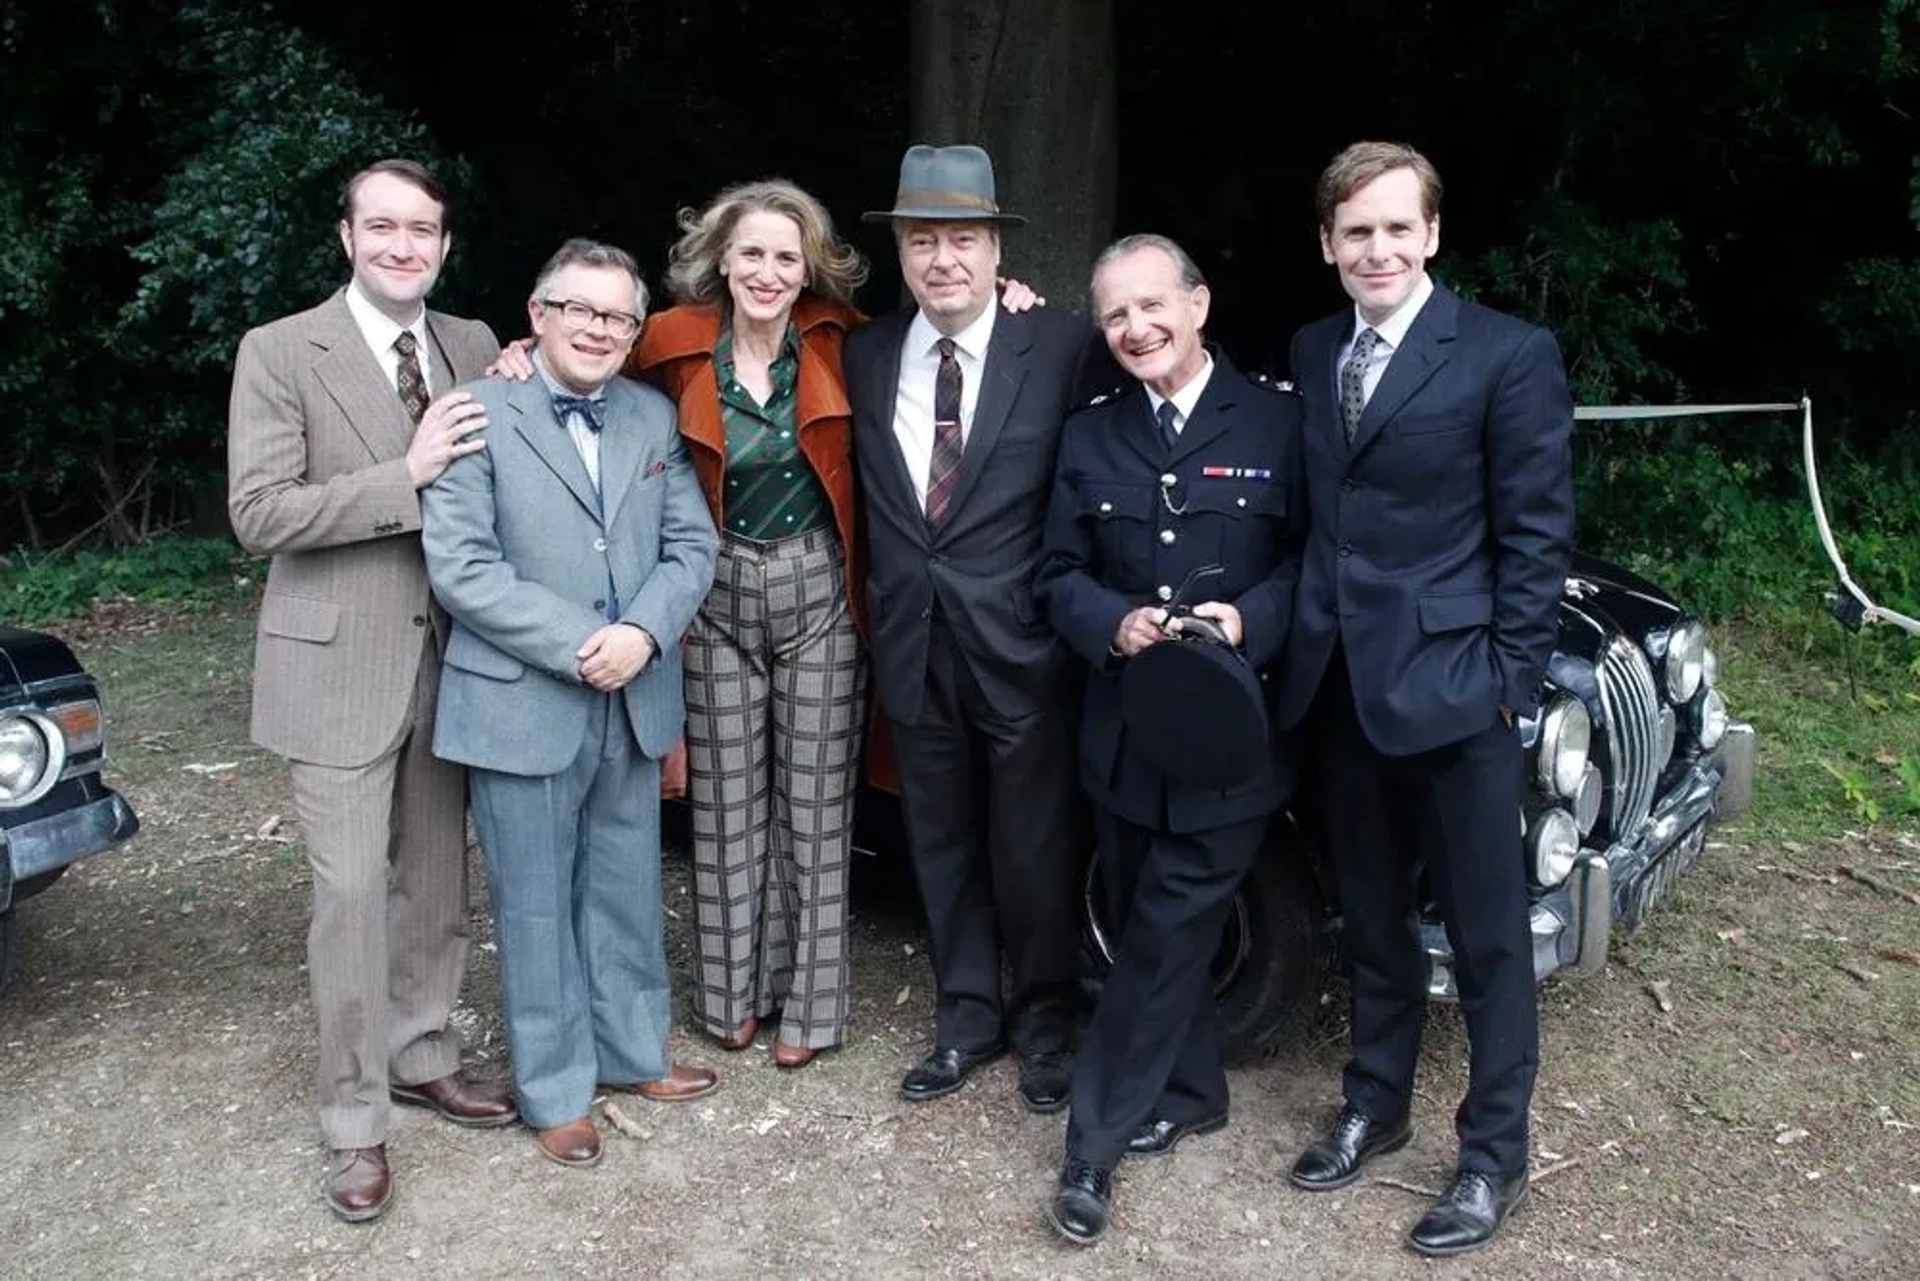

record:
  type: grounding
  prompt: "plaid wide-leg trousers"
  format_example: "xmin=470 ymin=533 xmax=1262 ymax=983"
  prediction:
xmin=684 ymin=526 xmax=865 ymax=1048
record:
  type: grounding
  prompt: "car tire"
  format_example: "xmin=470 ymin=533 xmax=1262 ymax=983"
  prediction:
xmin=0 ymin=907 xmax=18 ymax=996
xmin=1081 ymin=819 xmax=1329 ymax=1062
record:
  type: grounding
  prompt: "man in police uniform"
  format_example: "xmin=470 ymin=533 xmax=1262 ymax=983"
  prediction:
xmin=1034 ymin=234 xmax=1305 ymax=1245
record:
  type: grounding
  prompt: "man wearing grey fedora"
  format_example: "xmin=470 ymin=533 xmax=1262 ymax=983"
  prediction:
xmin=845 ymin=143 xmax=1113 ymax=1113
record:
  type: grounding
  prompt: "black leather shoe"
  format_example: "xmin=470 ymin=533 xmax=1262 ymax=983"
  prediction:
xmin=1125 ymin=1111 xmax=1228 ymax=1159
xmin=1288 ymin=1105 xmax=1412 ymax=1191
xmin=1045 ymin=1159 xmax=1114 ymax=1246
xmin=899 ymin=1042 xmax=1007 ymax=1103
xmin=1408 ymin=1169 xmax=1529 ymax=1257
xmin=1018 ymin=1050 xmax=1072 ymax=1114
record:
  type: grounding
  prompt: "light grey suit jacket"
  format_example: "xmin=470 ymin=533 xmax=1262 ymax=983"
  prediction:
xmin=422 ymin=373 xmax=719 ymax=777
xmin=228 ymin=289 xmax=500 ymax=767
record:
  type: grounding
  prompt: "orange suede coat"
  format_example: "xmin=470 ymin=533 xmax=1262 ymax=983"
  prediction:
xmin=629 ymin=294 xmax=866 ymax=636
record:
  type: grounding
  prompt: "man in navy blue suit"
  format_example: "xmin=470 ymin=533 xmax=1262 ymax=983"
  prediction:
xmin=1276 ymin=141 xmax=1575 ymax=1257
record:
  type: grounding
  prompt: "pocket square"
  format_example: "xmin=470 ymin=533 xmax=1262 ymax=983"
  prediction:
xmin=645 ymin=459 xmax=667 ymax=478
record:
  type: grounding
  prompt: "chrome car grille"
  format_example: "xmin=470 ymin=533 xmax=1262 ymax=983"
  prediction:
xmin=1597 ymin=636 xmax=1663 ymax=840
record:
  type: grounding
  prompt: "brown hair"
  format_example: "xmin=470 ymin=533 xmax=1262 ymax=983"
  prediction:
xmin=340 ymin=158 xmax=451 ymax=228
xmin=663 ymin=178 xmax=869 ymax=308
xmin=1313 ymin=142 xmax=1442 ymax=229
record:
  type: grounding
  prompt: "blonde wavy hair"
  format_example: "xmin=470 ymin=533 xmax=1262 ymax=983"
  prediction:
xmin=663 ymin=178 xmax=869 ymax=308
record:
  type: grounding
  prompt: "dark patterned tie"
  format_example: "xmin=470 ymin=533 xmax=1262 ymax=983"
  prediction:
xmin=1340 ymin=327 xmax=1380 ymax=442
xmin=393 ymin=330 xmax=429 ymax=424
xmin=1156 ymin=399 xmax=1180 ymax=452
xmin=552 ymin=394 xmax=606 ymax=433
xmin=925 ymin=337 xmax=963 ymax=524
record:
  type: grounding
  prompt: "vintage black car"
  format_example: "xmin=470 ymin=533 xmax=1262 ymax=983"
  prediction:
xmin=843 ymin=550 xmax=1756 ymax=1057
xmin=0 ymin=624 xmax=140 ymax=992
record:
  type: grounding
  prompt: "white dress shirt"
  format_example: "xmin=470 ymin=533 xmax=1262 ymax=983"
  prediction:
xmin=1143 ymin=352 xmax=1215 ymax=437
xmin=533 ymin=354 xmax=603 ymax=493
xmin=893 ymin=304 xmax=998 ymax=505
xmin=1334 ymin=271 xmax=1435 ymax=407
xmin=344 ymin=280 xmax=434 ymax=396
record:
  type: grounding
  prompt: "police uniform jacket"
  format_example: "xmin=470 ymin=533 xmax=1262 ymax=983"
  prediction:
xmin=1036 ymin=349 xmax=1306 ymax=834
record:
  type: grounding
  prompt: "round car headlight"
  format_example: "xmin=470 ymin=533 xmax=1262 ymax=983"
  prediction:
xmin=1697 ymin=686 xmax=1729 ymax=750
xmin=1529 ymin=808 xmax=1581 ymax=887
xmin=1534 ymin=694 xmax=1591 ymax=800
xmin=0 ymin=716 xmax=52 ymax=804
xmin=1665 ymin=620 xmax=1706 ymax=703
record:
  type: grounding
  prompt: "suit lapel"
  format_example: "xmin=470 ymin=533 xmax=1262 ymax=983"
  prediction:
xmin=1349 ymin=286 xmax=1458 ymax=458
xmin=310 ymin=292 xmax=413 ymax=464
xmin=866 ymin=311 xmax=922 ymax=525
xmin=941 ymin=308 xmax=1028 ymax=523
xmin=598 ymin=380 xmax=643 ymax=526
xmin=508 ymin=378 xmax=603 ymax=519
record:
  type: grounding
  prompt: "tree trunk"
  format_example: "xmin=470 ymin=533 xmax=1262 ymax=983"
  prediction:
xmin=908 ymin=0 xmax=1117 ymax=311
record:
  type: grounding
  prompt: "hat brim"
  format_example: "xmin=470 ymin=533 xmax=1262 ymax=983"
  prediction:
xmin=1119 ymin=638 xmax=1269 ymax=789
xmin=861 ymin=206 xmax=1028 ymax=226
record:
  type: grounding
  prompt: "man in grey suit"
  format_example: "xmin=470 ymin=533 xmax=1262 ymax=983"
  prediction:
xmin=228 ymin=158 xmax=517 ymax=1223
xmin=422 ymin=238 xmax=720 ymax=1169
xmin=846 ymin=145 xmax=1111 ymax=1113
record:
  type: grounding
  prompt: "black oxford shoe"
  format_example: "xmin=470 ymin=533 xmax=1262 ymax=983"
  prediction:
xmin=1288 ymin=1105 xmax=1412 ymax=1191
xmin=1018 ymin=1050 xmax=1073 ymax=1114
xmin=1125 ymin=1111 xmax=1228 ymax=1159
xmin=1409 ymin=1169 xmax=1529 ymax=1257
xmin=1045 ymin=1159 xmax=1115 ymax=1246
xmin=899 ymin=1042 xmax=1007 ymax=1103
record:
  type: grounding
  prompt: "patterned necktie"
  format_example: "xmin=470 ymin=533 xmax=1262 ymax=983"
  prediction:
xmin=1340 ymin=327 xmax=1381 ymax=442
xmin=1155 ymin=399 xmax=1180 ymax=452
xmin=925 ymin=337 xmax=963 ymax=524
xmin=552 ymin=394 xmax=605 ymax=434
xmin=393 ymin=330 xmax=429 ymax=424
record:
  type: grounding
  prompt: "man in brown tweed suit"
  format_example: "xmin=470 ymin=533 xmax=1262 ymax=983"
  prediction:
xmin=227 ymin=159 xmax=517 ymax=1222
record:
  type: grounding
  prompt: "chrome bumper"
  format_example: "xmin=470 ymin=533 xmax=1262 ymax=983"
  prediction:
xmin=1424 ymin=719 xmax=1756 ymax=998
xmin=2 ymin=790 xmax=140 ymax=904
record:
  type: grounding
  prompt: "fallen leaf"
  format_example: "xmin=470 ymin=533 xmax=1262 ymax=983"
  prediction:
xmin=1716 ymin=927 xmax=1748 ymax=947
xmin=1775 ymin=1127 xmax=1810 ymax=1146
xmin=894 ymin=985 xmax=911 ymax=1007
xmin=1875 ymin=750 xmax=1900 ymax=768
xmin=1875 ymin=946 xmax=1920 ymax=967
xmin=1645 ymin=980 xmax=1674 ymax=1013
xmin=255 ymin=815 xmax=282 ymax=839
xmin=1836 ymin=962 xmax=1879 ymax=985
xmin=182 ymin=761 xmax=238 ymax=775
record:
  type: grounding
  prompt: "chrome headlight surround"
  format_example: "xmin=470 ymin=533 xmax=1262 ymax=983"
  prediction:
xmin=1529 ymin=807 xmax=1581 ymax=887
xmin=1664 ymin=620 xmax=1707 ymax=703
xmin=1695 ymin=686 xmax=1729 ymax=750
xmin=1534 ymin=694 xmax=1592 ymax=800
xmin=0 ymin=711 xmax=65 ymax=808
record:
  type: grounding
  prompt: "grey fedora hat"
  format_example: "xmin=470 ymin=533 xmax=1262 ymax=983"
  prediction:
xmin=862 ymin=144 xmax=1027 ymax=225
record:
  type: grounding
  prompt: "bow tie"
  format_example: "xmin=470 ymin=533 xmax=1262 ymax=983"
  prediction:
xmin=552 ymin=393 xmax=605 ymax=434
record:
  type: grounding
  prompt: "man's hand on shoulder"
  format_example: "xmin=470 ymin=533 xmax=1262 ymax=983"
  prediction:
xmin=578 ymin=623 xmax=655 ymax=691
xmin=406 ymin=391 xmax=488 ymax=488
xmin=486 ymin=338 xmax=537 ymax=381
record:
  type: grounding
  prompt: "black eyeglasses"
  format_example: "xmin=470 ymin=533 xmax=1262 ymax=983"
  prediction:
xmin=537 ymin=298 xmax=642 ymax=340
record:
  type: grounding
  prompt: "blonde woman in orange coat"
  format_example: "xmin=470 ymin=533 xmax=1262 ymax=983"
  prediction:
xmin=629 ymin=181 xmax=870 ymax=1067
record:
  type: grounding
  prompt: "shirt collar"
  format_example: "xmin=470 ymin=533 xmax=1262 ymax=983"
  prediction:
xmin=909 ymin=300 xmax=998 ymax=363
xmin=1353 ymin=271 xmax=1435 ymax=351
xmin=1144 ymin=351 xmax=1215 ymax=426
xmin=344 ymin=279 xmax=427 ymax=356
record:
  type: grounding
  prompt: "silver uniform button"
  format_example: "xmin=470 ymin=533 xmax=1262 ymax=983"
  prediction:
xmin=1156 ymin=584 xmax=1174 ymax=602
xmin=1159 ymin=529 xmax=1177 ymax=545
xmin=1160 ymin=473 xmax=1177 ymax=487
xmin=1236 ymin=496 xmax=1248 ymax=508
xmin=1098 ymin=501 xmax=1114 ymax=514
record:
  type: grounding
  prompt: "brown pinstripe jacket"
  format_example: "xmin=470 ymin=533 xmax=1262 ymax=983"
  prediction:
xmin=227 ymin=289 xmax=500 ymax=767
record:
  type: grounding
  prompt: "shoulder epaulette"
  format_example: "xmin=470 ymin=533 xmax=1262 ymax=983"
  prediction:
xmin=1070 ymin=385 xmax=1128 ymax=415
xmin=1248 ymin=370 xmax=1298 ymax=394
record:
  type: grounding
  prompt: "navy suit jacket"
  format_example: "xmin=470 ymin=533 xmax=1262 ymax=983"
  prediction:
xmin=845 ymin=305 xmax=1110 ymax=725
xmin=1037 ymin=352 xmax=1305 ymax=833
xmin=1275 ymin=283 xmax=1574 ymax=757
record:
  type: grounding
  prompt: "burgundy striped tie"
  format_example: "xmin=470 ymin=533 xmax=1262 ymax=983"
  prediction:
xmin=925 ymin=337 xmax=963 ymax=524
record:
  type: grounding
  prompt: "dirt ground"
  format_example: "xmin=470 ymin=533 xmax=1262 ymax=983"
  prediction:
xmin=0 ymin=605 xmax=1915 ymax=1279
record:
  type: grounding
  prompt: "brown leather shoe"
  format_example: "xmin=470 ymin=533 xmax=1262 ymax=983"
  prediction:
xmin=604 ymin=1063 xmax=720 ymax=1103
xmin=323 ymin=1145 xmax=391 ymax=1222
xmin=715 ymin=1017 xmax=758 ymax=1051
xmin=391 ymin=1071 xmax=519 ymax=1128
xmin=532 ymin=1117 xmax=602 ymax=1168
xmin=772 ymin=1042 xmax=819 ymax=1070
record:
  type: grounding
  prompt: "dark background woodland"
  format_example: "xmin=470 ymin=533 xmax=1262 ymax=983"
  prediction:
xmin=3 ymin=0 xmax=1917 ymax=626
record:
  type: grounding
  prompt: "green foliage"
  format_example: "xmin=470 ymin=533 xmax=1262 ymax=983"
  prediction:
xmin=1823 ymin=761 xmax=1883 ymax=825
xmin=0 ymin=537 xmax=253 ymax=626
